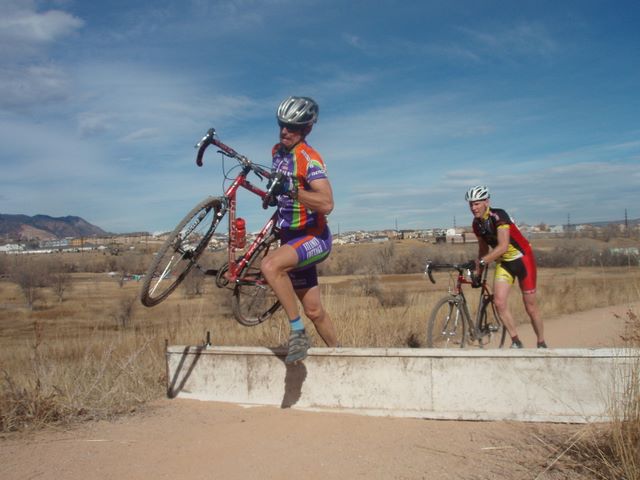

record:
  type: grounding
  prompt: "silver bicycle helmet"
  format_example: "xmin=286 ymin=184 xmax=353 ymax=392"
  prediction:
xmin=465 ymin=185 xmax=490 ymax=201
xmin=277 ymin=96 xmax=319 ymax=126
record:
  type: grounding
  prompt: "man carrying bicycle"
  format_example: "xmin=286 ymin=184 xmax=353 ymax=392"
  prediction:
xmin=466 ymin=185 xmax=547 ymax=349
xmin=261 ymin=96 xmax=339 ymax=363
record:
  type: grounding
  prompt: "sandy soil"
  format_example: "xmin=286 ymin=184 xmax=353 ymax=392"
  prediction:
xmin=2 ymin=302 xmax=638 ymax=480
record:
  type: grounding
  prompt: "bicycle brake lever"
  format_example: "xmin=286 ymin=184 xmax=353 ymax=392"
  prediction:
xmin=425 ymin=263 xmax=436 ymax=284
xmin=261 ymin=172 xmax=284 ymax=209
xmin=461 ymin=260 xmax=476 ymax=271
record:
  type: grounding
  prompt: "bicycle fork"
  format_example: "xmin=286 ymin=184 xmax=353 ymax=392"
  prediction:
xmin=441 ymin=295 xmax=472 ymax=345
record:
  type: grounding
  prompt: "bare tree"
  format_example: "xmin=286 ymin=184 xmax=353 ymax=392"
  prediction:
xmin=51 ymin=270 xmax=72 ymax=303
xmin=112 ymin=295 xmax=137 ymax=328
xmin=183 ymin=269 xmax=206 ymax=297
xmin=43 ymin=257 xmax=74 ymax=303
xmin=376 ymin=242 xmax=396 ymax=274
xmin=8 ymin=256 xmax=49 ymax=309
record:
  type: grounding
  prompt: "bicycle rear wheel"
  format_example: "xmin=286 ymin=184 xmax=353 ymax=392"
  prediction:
xmin=140 ymin=197 xmax=224 ymax=307
xmin=231 ymin=233 xmax=281 ymax=326
xmin=477 ymin=298 xmax=507 ymax=348
xmin=427 ymin=295 xmax=468 ymax=348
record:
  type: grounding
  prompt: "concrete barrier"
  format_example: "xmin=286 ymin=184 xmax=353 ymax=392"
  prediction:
xmin=166 ymin=345 xmax=639 ymax=423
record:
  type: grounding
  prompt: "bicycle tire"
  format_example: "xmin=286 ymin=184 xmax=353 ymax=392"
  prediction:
xmin=427 ymin=295 xmax=468 ymax=348
xmin=231 ymin=233 xmax=281 ymax=326
xmin=140 ymin=197 xmax=224 ymax=307
xmin=478 ymin=298 xmax=507 ymax=348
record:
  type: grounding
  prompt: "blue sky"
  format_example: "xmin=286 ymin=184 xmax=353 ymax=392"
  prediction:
xmin=1 ymin=0 xmax=639 ymax=234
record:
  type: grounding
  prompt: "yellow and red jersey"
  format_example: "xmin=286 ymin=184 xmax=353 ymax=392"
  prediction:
xmin=472 ymin=208 xmax=532 ymax=262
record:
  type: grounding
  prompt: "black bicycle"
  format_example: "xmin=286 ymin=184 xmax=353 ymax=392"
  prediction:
xmin=425 ymin=260 xmax=507 ymax=348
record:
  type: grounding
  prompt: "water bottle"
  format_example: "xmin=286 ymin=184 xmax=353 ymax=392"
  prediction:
xmin=234 ymin=217 xmax=246 ymax=248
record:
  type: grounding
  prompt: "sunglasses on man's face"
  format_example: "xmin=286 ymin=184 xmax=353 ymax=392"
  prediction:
xmin=278 ymin=121 xmax=305 ymax=132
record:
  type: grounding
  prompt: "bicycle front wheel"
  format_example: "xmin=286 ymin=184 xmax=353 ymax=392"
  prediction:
xmin=477 ymin=298 xmax=507 ymax=348
xmin=140 ymin=197 xmax=224 ymax=307
xmin=231 ymin=233 xmax=281 ymax=326
xmin=427 ymin=295 xmax=468 ymax=348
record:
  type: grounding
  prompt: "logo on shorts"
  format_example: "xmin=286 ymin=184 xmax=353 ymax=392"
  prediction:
xmin=303 ymin=238 xmax=323 ymax=258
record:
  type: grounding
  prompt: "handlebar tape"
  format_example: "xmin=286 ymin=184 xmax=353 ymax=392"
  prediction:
xmin=196 ymin=137 xmax=213 ymax=167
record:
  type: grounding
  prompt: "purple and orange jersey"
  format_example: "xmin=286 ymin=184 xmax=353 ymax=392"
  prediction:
xmin=271 ymin=141 xmax=328 ymax=231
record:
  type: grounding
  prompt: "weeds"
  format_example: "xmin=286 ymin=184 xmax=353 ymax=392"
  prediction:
xmin=1 ymin=239 xmax=639 ymax=436
xmin=541 ymin=308 xmax=640 ymax=479
xmin=0 ymin=371 xmax=66 ymax=432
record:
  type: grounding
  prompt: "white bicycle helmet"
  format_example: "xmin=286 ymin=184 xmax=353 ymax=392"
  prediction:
xmin=277 ymin=96 xmax=319 ymax=126
xmin=465 ymin=185 xmax=490 ymax=201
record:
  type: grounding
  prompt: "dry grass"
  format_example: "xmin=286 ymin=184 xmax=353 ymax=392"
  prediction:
xmin=547 ymin=308 xmax=640 ymax=480
xmin=1 ymin=240 xmax=639 ymax=436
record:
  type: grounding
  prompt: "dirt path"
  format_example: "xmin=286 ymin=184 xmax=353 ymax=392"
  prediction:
xmin=2 ymin=302 xmax=637 ymax=480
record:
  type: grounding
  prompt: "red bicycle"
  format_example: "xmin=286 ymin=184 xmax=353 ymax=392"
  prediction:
xmin=140 ymin=128 xmax=284 ymax=326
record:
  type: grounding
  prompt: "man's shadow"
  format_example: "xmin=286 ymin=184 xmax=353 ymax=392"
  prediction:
xmin=166 ymin=345 xmax=204 ymax=399
xmin=270 ymin=348 xmax=308 ymax=408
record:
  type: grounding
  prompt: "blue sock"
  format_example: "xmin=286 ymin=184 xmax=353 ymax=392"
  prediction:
xmin=289 ymin=316 xmax=304 ymax=332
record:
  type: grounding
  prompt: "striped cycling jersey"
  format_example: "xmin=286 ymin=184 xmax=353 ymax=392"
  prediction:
xmin=271 ymin=141 xmax=328 ymax=231
xmin=472 ymin=207 xmax=532 ymax=262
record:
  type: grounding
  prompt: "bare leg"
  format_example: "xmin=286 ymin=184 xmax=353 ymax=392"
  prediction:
xmin=493 ymin=280 xmax=519 ymax=338
xmin=260 ymin=245 xmax=300 ymax=321
xmin=296 ymin=286 xmax=338 ymax=347
xmin=522 ymin=291 xmax=544 ymax=343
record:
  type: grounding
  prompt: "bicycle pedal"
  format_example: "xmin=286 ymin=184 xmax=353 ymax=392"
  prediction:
xmin=488 ymin=325 xmax=499 ymax=332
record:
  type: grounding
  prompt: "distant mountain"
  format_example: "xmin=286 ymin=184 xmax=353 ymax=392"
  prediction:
xmin=0 ymin=214 xmax=109 ymax=241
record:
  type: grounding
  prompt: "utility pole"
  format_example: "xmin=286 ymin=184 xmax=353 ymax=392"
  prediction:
xmin=625 ymin=208 xmax=629 ymax=233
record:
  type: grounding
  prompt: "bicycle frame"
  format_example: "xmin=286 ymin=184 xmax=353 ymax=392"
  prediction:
xmin=220 ymin=169 xmax=272 ymax=278
xmin=195 ymin=128 xmax=279 ymax=285
xmin=140 ymin=128 xmax=285 ymax=325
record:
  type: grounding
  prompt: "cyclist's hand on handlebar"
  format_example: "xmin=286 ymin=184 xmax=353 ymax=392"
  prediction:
xmin=269 ymin=173 xmax=295 ymax=197
xmin=262 ymin=172 xmax=297 ymax=209
xmin=262 ymin=172 xmax=286 ymax=209
xmin=460 ymin=259 xmax=476 ymax=271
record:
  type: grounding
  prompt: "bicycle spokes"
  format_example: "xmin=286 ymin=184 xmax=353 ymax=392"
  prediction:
xmin=140 ymin=197 xmax=222 ymax=307
xmin=434 ymin=300 xmax=463 ymax=347
xmin=148 ymin=243 xmax=197 ymax=296
xmin=440 ymin=305 xmax=463 ymax=345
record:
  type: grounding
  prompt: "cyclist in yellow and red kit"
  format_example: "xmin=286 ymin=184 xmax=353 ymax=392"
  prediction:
xmin=466 ymin=185 xmax=547 ymax=349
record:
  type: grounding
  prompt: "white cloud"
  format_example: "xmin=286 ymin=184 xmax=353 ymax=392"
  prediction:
xmin=0 ymin=64 xmax=71 ymax=110
xmin=0 ymin=2 xmax=83 ymax=56
xmin=457 ymin=22 xmax=557 ymax=58
xmin=0 ymin=2 xmax=82 ymax=111
xmin=342 ymin=33 xmax=367 ymax=51
xmin=119 ymin=128 xmax=160 ymax=144
xmin=77 ymin=112 xmax=114 ymax=137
